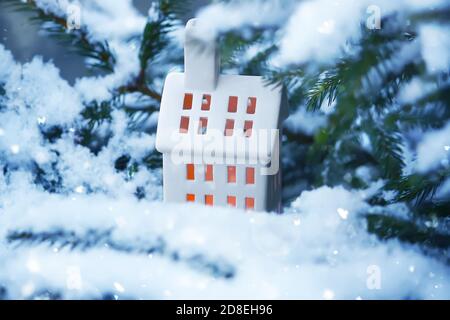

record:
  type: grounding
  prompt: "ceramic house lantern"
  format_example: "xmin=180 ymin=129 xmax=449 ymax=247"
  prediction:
xmin=156 ymin=19 xmax=288 ymax=213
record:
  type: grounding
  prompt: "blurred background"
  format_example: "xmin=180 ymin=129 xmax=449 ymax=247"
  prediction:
xmin=0 ymin=0 xmax=209 ymax=83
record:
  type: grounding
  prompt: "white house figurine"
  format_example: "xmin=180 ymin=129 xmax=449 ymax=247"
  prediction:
xmin=155 ymin=19 xmax=288 ymax=213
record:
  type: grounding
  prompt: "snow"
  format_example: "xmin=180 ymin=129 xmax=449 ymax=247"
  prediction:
xmin=0 ymin=0 xmax=449 ymax=300
xmin=437 ymin=178 xmax=450 ymax=199
xmin=284 ymin=108 xmax=326 ymax=136
xmin=416 ymin=122 xmax=450 ymax=172
xmin=195 ymin=0 xmax=449 ymax=67
xmin=276 ymin=0 xmax=366 ymax=65
xmin=398 ymin=77 xmax=438 ymax=104
xmin=194 ymin=0 xmax=296 ymax=42
xmin=74 ymin=0 xmax=146 ymax=41
xmin=74 ymin=40 xmax=142 ymax=102
xmin=0 ymin=47 xmax=82 ymax=168
xmin=0 ymin=45 xmax=16 ymax=81
xmin=1 ymin=185 xmax=449 ymax=299
xmin=4 ymin=56 xmax=82 ymax=125
xmin=0 ymin=44 xmax=159 ymax=198
xmin=34 ymin=0 xmax=146 ymax=42
xmin=34 ymin=0 xmax=147 ymax=102
xmin=419 ymin=24 xmax=450 ymax=73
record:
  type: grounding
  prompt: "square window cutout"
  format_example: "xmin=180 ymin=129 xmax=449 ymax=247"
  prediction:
xmin=247 ymin=97 xmax=256 ymax=114
xmin=244 ymin=120 xmax=253 ymax=137
xmin=245 ymin=197 xmax=255 ymax=210
xmin=224 ymin=119 xmax=234 ymax=136
xmin=183 ymin=93 xmax=193 ymax=110
xmin=246 ymin=167 xmax=255 ymax=184
xmin=201 ymin=94 xmax=211 ymax=111
xmin=205 ymin=194 xmax=214 ymax=206
xmin=227 ymin=166 xmax=236 ymax=183
xmin=198 ymin=117 xmax=208 ymax=135
xmin=205 ymin=165 xmax=213 ymax=181
xmin=227 ymin=196 xmax=236 ymax=207
xmin=186 ymin=164 xmax=195 ymax=180
xmin=180 ymin=116 xmax=189 ymax=133
xmin=228 ymin=96 xmax=238 ymax=113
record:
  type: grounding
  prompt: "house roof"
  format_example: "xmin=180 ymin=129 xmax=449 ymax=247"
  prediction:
xmin=155 ymin=19 xmax=288 ymax=164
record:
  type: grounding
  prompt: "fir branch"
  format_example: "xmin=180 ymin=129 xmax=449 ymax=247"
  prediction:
xmin=81 ymin=101 xmax=113 ymax=128
xmin=124 ymin=104 xmax=159 ymax=131
xmin=139 ymin=0 xmax=194 ymax=74
xmin=4 ymin=0 xmax=163 ymax=101
xmin=364 ymin=61 xmax=424 ymax=111
xmin=4 ymin=0 xmax=115 ymax=72
xmin=219 ymin=29 xmax=268 ymax=71
xmin=266 ymin=69 xmax=306 ymax=109
xmin=33 ymin=160 xmax=62 ymax=193
xmin=366 ymin=213 xmax=450 ymax=251
xmin=7 ymin=229 xmax=236 ymax=279
xmin=297 ymin=18 xmax=418 ymax=188
xmin=266 ymin=69 xmax=304 ymax=88
xmin=387 ymin=103 xmax=449 ymax=131
xmin=413 ymin=200 xmax=450 ymax=219
xmin=369 ymin=125 xmax=405 ymax=180
xmin=118 ymin=0 xmax=191 ymax=102
xmin=117 ymin=69 xmax=162 ymax=102
xmin=3 ymin=0 xmax=163 ymax=101
xmin=143 ymin=151 xmax=163 ymax=170
xmin=410 ymin=82 xmax=450 ymax=110
xmin=306 ymin=69 xmax=342 ymax=111
xmin=76 ymin=101 xmax=116 ymax=154
xmin=139 ymin=2 xmax=178 ymax=72
xmin=388 ymin=170 xmax=450 ymax=206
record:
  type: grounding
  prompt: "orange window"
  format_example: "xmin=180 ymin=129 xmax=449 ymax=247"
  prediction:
xmin=227 ymin=166 xmax=236 ymax=183
xmin=244 ymin=120 xmax=253 ymax=137
xmin=183 ymin=93 xmax=193 ymax=110
xmin=180 ymin=116 xmax=189 ymax=133
xmin=247 ymin=97 xmax=257 ymax=114
xmin=227 ymin=196 xmax=236 ymax=207
xmin=205 ymin=164 xmax=213 ymax=181
xmin=198 ymin=117 xmax=208 ymax=135
xmin=224 ymin=119 xmax=234 ymax=136
xmin=186 ymin=194 xmax=195 ymax=202
xmin=246 ymin=167 xmax=255 ymax=184
xmin=201 ymin=94 xmax=211 ymax=111
xmin=186 ymin=164 xmax=194 ymax=180
xmin=245 ymin=197 xmax=255 ymax=210
xmin=228 ymin=96 xmax=238 ymax=113
xmin=205 ymin=194 xmax=214 ymax=206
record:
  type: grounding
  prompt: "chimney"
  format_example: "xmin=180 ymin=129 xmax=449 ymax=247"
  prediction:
xmin=184 ymin=19 xmax=220 ymax=91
